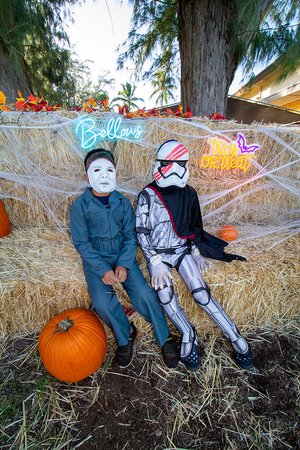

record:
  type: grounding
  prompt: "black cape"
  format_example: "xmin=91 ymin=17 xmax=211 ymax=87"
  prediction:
xmin=145 ymin=181 xmax=246 ymax=262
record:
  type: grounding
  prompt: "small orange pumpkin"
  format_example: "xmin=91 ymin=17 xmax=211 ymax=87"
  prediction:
xmin=38 ymin=308 xmax=107 ymax=383
xmin=0 ymin=200 xmax=10 ymax=238
xmin=218 ymin=225 xmax=238 ymax=242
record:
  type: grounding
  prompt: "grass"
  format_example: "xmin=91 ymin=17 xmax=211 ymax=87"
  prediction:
xmin=0 ymin=318 xmax=299 ymax=450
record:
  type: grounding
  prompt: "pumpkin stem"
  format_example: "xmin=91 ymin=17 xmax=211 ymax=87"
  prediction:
xmin=56 ymin=317 xmax=73 ymax=332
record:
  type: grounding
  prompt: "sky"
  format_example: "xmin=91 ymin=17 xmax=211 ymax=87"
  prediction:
xmin=65 ymin=0 xmax=152 ymax=103
xmin=65 ymin=0 xmax=261 ymax=108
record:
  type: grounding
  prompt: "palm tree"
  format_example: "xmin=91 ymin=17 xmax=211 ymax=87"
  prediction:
xmin=150 ymin=69 xmax=177 ymax=107
xmin=110 ymin=82 xmax=144 ymax=111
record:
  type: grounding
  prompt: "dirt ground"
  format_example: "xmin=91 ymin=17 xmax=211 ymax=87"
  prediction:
xmin=0 ymin=325 xmax=299 ymax=449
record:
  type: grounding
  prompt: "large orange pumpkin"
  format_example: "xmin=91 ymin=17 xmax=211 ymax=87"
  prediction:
xmin=0 ymin=200 xmax=10 ymax=238
xmin=218 ymin=225 xmax=238 ymax=242
xmin=38 ymin=308 xmax=107 ymax=383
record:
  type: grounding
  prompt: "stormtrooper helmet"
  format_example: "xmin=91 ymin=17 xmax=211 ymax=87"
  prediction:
xmin=153 ymin=140 xmax=189 ymax=188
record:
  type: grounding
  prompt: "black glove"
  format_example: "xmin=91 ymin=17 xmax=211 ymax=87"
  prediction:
xmin=197 ymin=232 xmax=247 ymax=263
xmin=222 ymin=253 xmax=247 ymax=262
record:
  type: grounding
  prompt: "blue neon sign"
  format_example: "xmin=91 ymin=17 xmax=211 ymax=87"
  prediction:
xmin=75 ymin=115 xmax=145 ymax=149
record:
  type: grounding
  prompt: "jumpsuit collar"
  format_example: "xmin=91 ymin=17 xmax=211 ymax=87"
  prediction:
xmin=83 ymin=187 xmax=123 ymax=206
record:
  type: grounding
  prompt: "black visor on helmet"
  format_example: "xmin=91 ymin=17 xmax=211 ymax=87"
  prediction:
xmin=157 ymin=160 xmax=188 ymax=179
xmin=157 ymin=159 xmax=187 ymax=168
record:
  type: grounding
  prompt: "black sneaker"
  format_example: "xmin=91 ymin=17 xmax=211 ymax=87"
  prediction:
xmin=116 ymin=323 xmax=137 ymax=369
xmin=161 ymin=336 xmax=179 ymax=369
xmin=181 ymin=328 xmax=201 ymax=372
xmin=232 ymin=345 xmax=253 ymax=370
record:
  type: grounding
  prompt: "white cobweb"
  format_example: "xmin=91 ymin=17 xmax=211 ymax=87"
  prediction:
xmin=0 ymin=111 xmax=299 ymax=250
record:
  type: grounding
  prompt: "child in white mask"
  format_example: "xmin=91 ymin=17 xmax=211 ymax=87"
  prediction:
xmin=70 ymin=148 xmax=178 ymax=369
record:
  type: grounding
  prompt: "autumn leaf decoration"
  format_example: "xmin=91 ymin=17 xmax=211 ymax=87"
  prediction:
xmin=100 ymin=99 xmax=109 ymax=109
xmin=0 ymin=89 xmax=193 ymax=118
xmin=0 ymin=91 xmax=12 ymax=111
xmin=83 ymin=97 xmax=110 ymax=112
xmin=209 ymin=113 xmax=226 ymax=120
xmin=118 ymin=105 xmax=193 ymax=119
xmin=118 ymin=104 xmax=129 ymax=115
xmin=15 ymin=93 xmax=27 ymax=111
xmin=83 ymin=97 xmax=97 ymax=112
xmin=14 ymin=92 xmax=61 ymax=112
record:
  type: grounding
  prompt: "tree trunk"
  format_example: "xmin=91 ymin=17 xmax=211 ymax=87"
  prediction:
xmin=178 ymin=0 xmax=273 ymax=117
xmin=178 ymin=0 xmax=239 ymax=116
xmin=0 ymin=52 xmax=32 ymax=103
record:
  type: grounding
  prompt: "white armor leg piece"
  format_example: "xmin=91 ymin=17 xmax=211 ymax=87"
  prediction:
xmin=148 ymin=262 xmax=194 ymax=358
xmin=178 ymin=255 xmax=249 ymax=354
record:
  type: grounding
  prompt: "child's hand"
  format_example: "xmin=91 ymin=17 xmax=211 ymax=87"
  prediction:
xmin=102 ymin=270 xmax=118 ymax=285
xmin=191 ymin=248 xmax=209 ymax=273
xmin=149 ymin=254 xmax=172 ymax=290
xmin=115 ymin=266 xmax=128 ymax=283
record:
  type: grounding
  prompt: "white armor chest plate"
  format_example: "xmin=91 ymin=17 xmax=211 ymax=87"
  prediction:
xmin=144 ymin=188 xmax=187 ymax=250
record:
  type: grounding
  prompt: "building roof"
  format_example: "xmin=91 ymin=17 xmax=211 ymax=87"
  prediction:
xmin=226 ymin=95 xmax=300 ymax=124
xmin=155 ymin=97 xmax=300 ymax=124
xmin=233 ymin=62 xmax=279 ymax=97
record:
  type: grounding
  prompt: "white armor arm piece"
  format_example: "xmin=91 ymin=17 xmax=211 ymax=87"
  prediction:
xmin=136 ymin=192 xmax=173 ymax=289
xmin=135 ymin=191 xmax=158 ymax=261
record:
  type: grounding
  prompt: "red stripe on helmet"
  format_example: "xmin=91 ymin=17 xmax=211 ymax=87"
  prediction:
xmin=170 ymin=147 xmax=188 ymax=160
xmin=164 ymin=143 xmax=188 ymax=160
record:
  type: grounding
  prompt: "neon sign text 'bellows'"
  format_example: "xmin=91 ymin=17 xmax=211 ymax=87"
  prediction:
xmin=75 ymin=116 xmax=145 ymax=149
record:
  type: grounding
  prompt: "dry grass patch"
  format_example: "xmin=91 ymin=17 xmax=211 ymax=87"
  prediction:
xmin=0 ymin=319 xmax=299 ymax=449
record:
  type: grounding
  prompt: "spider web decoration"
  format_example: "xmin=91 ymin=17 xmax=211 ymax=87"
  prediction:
xmin=0 ymin=110 xmax=299 ymax=336
xmin=0 ymin=111 xmax=299 ymax=249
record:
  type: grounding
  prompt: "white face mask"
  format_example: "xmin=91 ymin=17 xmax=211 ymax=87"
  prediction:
xmin=87 ymin=158 xmax=116 ymax=194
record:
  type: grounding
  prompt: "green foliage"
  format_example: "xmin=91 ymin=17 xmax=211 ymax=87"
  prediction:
xmin=241 ymin=0 xmax=300 ymax=82
xmin=117 ymin=0 xmax=179 ymax=82
xmin=59 ymin=64 xmax=115 ymax=108
xmin=90 ymin=72 xmax=116 ymax=103
xmin=0 ymin=0 xmax=117 ymax=106
xmin=110 ymin=82 xmax=144 ymax=110
xmin=0 ymin=0 xmax=81 ymax=101
xmin=50 ymin=51 xmax=92 ymax=107
xmin=120 ymin=0 xmax=300 ymax=93
xmin=150 ymin=69 xmax=178 ymax=106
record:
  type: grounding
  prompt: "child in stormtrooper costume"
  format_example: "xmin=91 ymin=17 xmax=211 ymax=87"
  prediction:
xmin=135 ymin=140 xmax=253 ymax=371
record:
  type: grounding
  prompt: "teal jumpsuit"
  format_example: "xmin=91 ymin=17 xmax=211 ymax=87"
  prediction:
xmin=70 ymin=187 xmax=169 ymax=346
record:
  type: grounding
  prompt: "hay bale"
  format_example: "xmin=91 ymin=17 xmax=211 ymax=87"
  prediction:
xmin=0 ymin=228 xmax=299 ymax=337
xmin=1 ymin=113 xmax=299 ymax=232
xmin=116 ymin=121 xmax=300 ymax=228
xmin=0 ymin=112 xmax=299 ymax=337
xmin=0 ymin=229 xmax=88 ymax=335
